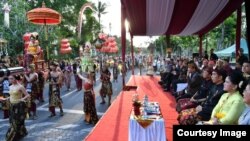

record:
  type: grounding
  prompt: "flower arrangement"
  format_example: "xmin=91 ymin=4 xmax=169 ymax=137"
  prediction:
xmin=215 ymin=112 xmax=225 ymax=119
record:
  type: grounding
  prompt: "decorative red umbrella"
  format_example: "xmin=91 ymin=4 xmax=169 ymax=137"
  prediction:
xmin=26 ymin=2 xmax=61 ymax=25
xmin=26 ymin=2 xmax=62 ymax=61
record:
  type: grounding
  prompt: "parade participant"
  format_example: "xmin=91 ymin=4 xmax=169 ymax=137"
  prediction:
xmin=37 ymin=71 xmax=45 ymax=102
xmin=26 ymin=33 xmax=40 ymax=64
xmin=100 ymin=64 xmax=112 ymax=106
xmin=48 ymin=62 xmax=64 ymax=117
xmin=92 ymin=62 xmax=97 ymax=84
xmin=0 ymin=74 xmax=30 ymax=141
xmin=77 ymin=69 xmax=98 ymax=125
xmin=0 ymin=76 xmax=10 ymax=119
xmin=113 ymin=62 xmax=119 ymax=82
xmin=73 ymin=60 xmax=82 ymax=91
xmin=146 ymin=54 xmax=154 ymax=76
xmin=64 ymin=62 xmax=72 ymax=91
xmin=24 ymin=64 xmax=38 ymax=119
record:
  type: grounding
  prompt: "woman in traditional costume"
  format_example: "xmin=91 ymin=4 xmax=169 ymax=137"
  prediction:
xmin=77 ymin=70 xmax=98 ymax=125
xmin=48 ymin=62 xmax=64 ymax=117
xmin=24 ymin=64 xmax=39 ymax=119
xmin=0 ymin=74 xmax=30 ymax=141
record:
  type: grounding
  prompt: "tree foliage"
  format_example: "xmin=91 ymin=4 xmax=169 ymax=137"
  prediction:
xmin=0 ymin=0 xmax=102 ymax=60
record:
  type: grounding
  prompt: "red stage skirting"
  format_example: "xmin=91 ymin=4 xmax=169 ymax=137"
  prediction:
xmin=84 ymin=75 xmax=178 ymax=141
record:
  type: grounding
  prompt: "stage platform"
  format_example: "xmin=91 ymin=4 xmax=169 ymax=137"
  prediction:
xmin=84 ymin=75 xmax=178 ymax=141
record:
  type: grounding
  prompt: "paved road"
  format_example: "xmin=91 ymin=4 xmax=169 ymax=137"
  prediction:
xmin=0 ymin=67 xmax=146 ymax=141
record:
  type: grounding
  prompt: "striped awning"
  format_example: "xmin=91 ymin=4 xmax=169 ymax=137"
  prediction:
xmin=121 ymin=0 xmax=244 ymax=36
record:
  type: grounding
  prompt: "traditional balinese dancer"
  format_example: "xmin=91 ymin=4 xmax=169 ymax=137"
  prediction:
xmin=113 ymin=62 xmax=119 ymax=82
xmin=77 ymin=70 xmax=98 ymax=125
xmin=100 ymin=64 xmax=113 ymax=106
xmin=37 ymin=71 xmax=45 ymax=102
xmin=24 ymin=64 xmax=38 ymax=119
xmin=0 ymin=74 xmax=30 ymax=141
xmin=48 ymin=62 xmax=64 ymax=117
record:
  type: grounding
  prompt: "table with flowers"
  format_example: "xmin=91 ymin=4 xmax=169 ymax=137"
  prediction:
xmin=129 ymin=95 xmax=166 ymax=141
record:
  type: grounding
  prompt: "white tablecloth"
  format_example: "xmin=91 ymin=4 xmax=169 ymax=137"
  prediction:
xmin=128 ymin=116 xmax=166 ymax=141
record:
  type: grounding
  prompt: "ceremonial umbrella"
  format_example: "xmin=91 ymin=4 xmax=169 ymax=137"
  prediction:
xmin=26 ymin=1 xmax=62 ymax=61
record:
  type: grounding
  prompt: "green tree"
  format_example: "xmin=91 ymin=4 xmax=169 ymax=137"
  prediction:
xmin=0 ymin=0 xmax=38 ymax=57
xmin=93 ymin=0 xmax=107 ymax=31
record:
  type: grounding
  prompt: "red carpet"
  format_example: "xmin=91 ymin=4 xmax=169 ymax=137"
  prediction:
xmin=84 ymin=75 xmax=178 ymax=141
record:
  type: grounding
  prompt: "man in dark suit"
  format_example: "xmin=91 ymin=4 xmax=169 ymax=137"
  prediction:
xmin=176 ymin=61 xmax=203 ymax=101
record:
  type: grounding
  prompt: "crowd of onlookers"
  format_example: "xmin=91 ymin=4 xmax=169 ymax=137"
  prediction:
xmin=158 ymin=48 xmax=250 ymax=125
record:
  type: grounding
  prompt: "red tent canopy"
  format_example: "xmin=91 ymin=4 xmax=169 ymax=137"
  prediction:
xmin=121 ymin=0 xmax=244 ymax=36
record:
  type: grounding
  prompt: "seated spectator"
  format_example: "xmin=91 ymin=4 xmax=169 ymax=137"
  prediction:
xmin=178 ymin=68 xmax=226 ymax=125
xmin=171 ymin=60 xmax=188 ymax=93
xmin=176 ymin=67 xmax=213 ymax=113
xmin=200 ymin=59 xmax=208 ymax=70
xmin=235 ymin=62 xmax=242 ymax=73
xmin=242 ymin=61 xmax=250 ymax=81
xmin=238 ymin=81 xmax=250 ymax=125
xmin=222 ymin=58 xmax=233 ymax=75
xmin=205 ymin=71 xmax=245 ymax=125
xmin=208 ymin=60 xmax=215 ymax=69
xmin=175 ymin=61 xmax=202 ymax=101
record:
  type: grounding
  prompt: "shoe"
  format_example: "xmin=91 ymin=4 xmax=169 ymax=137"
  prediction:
xmin=100 ymin=101 xmax=106 ymax=104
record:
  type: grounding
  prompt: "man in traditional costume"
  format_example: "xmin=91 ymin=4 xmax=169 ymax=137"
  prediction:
xmin=100 ymin=64 xmax=112 ymax=106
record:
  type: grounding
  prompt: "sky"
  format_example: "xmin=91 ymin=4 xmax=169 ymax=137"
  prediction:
xmin=91 ymin=0 xmax=157 ymax=48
